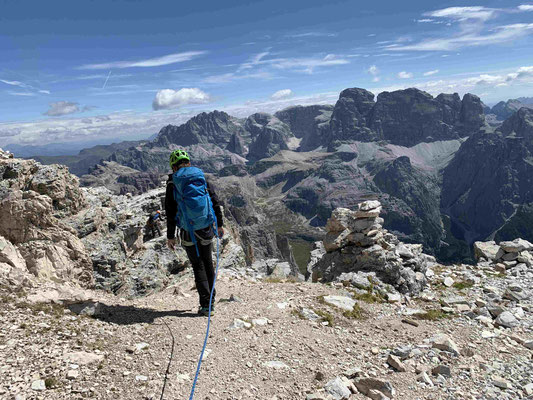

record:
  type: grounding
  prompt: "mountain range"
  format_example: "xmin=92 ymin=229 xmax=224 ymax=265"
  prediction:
xmin=19 ymin=88 xmax=533 ymax=265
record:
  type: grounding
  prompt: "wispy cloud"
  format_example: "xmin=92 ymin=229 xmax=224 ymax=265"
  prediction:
xmin=518 ymin=5 xmax=533 ymax=11
xmin=423 ymin=69 xmax=439 ymax=76
xmin=8 ymin=92 xmax=36 ymax=97
xmin=203 ymin=71 xmax=274 ymax=84
xmin=388 ymin=23 xmax=533 ymax=51
xmin=426 ymin=6 xmax=499 ymax=22
xmin=152 ymin=88 xmax=211 ymax=110
xmin=370 ymin=65 xmax=533 ymax=99
xmin=269 ymin=55 xmax=349 ymax=74
xmin=397 ymin=71 xmax=413 ymax=79
xmin=271 ymin=89 xmax=293 ymax=100
xmin=1 ymin=79 xmax=29 ymax=88
xmin=1 ymin=78 xmax=50 ymax=96
xmin=237 ymin=51 xmax=270 ymax=72
xmin=77 ymin=51 xmax=207 ymax=70
xmin=285 ymin=32 xmax=338 ymax=38
xmin=367 ymin=65 xmax=380 ymax=82
xmin=387 ymin=6 xmax=533 ymax=52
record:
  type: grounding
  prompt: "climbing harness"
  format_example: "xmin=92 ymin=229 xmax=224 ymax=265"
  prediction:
xmin=188 ymin=226 xmax=220 ymax=400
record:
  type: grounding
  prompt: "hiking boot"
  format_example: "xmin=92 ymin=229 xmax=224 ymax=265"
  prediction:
xmin=198 ymin=306 xmax=214 ymax=316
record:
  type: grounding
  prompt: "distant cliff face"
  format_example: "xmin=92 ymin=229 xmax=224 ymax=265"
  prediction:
xmin=275 ymin=105 xmax=333 ymax=151
xmin=490 ymin=99 xmax=533 ymax=121
xmin=441 ymin=108 xmax=533 ymax=243
xmin=154 ymin=110 xmax=246 ymax=148
xmin=327 ymin=88 xmax=485 ymax=148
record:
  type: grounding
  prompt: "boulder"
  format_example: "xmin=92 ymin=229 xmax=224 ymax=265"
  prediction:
xmin=355 ymin=378 xmax=395 ymax=398
xmin=499 ymin=239 xmax=533 ymax=253
xmin=473 ymin=241 xmax=501 ymax=261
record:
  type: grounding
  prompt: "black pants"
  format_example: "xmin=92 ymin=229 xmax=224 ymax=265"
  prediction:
xmin=184 ymin=242 xmax=216 ymax=308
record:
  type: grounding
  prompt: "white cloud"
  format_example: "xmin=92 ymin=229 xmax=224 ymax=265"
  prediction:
xmin=39 ymin=90 xmax=51 ymax=94
xmin=271 ymin=89 xmax=293 ymax=100
xmin=8 ymin=92 xmax=36 ymax=97
xmin=268 ymin=55 xmax=349 ymax=74
xmin=0 ymin=79 xmax=27 ymax=87
xmin=367 ymin=65 xmax=380 ymax=82
xmin=286 ymin=32 xmax=338 ymax=38
xmin=426 ymin=6 xmax=498 ymax=22
xmin=203 ymin=71 xmax=274 ymax=84
xmin=78 ymin=51 xmax=207 ymax=70
xmin=44 ymin=101 xmax=80 ymax=116
xmin=388 ymin=23 xmax=533 ymax=51
xmin=370 ymin=65 xmax=533 ymax=101
xmin=398 ymin=71 xmax=413 ymax=79
xmin=386 ymin=5 xmax=533 ymax=52
xmin=367 ymin=65 xmax=379 ymax=75
xmin=152 ymin=88 xmax=211 ymax=110
xmin=423 ymin=69 xmax=439 ymax=76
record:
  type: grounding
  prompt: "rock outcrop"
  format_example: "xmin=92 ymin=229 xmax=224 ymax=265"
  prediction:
xmin=80 ymin=161 xmax=162 ymax=195
xmin=474 ymin=238 xmax=533 ymax=274
xmin=312 ymin=201 xmax=434 ymax=295
xmin=0 ymin=150 xmax=93 ymax=287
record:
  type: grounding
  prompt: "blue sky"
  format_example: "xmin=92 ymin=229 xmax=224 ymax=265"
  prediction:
xmin=1 ymin=0 xmax=533 ymax=148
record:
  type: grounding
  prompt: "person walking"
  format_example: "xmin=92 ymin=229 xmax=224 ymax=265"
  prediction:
xmin=146 ymin=210 xmax=162 ymax=238
xmin=165 ymin=149 xmax=224 ymax=316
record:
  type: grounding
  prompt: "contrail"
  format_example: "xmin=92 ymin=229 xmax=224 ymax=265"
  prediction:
xmin=102 ymin=70 xmax=112 ymax=89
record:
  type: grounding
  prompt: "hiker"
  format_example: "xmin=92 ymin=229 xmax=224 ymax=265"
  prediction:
xmin=146 ymin=210 xmax=162 ymax=238
xmin=165 ymin=149 xmax=224 ymax=316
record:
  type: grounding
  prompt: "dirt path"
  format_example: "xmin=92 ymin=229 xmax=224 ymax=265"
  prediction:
xmin=1 ymin=268 xmax=532 ymax=400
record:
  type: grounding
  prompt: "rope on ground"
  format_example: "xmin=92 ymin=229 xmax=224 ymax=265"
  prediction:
xmin=188 ymin=233 xmax=220 ymax=400
xmin=159 ymin=318 xmax=175 ymax=400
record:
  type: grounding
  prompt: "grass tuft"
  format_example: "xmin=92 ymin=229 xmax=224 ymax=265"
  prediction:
xmin=412 ymin=309 xmax=451 ymax=321
xmin=343 ymin=303 xmax=366 ymax=320
xmin=314 ymin=309 xmax=334 ymax=327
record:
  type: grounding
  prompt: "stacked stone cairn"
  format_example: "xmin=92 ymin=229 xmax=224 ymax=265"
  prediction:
xmin=474 ymin=238 xmax=533 ymax=275
xmin=311 ymin=200 xmax=436 ymax=295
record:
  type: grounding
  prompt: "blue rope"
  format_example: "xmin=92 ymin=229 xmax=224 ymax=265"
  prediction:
xmin=188 ymin=227 xmax=220 ymax=400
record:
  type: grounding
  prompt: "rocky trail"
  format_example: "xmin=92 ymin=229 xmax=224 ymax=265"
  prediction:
xmin=2 ymin=253 xmax=533 ymax=400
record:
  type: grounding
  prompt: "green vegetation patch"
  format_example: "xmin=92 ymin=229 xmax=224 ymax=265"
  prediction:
xmin=342 ymin=303 xmax=366 ymax=320
xmin=413 ymin=309 xmax=451 ymax=321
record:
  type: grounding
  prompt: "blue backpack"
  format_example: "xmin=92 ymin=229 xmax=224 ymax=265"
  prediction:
xmin=172 ymin=167 xmax=217 ymax=253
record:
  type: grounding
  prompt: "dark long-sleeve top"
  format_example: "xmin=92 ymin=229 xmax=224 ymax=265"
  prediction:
xmin=165 ymin=172 xmax=224 ymax=240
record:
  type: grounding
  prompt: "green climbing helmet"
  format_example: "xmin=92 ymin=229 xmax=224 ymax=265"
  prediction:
xmin=169 ymin=149 xmax=190 ymax=168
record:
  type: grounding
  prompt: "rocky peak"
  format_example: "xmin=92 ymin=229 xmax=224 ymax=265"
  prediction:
xmin=275 ymin=104 xmax=333 ymax=151
xmin=245 ymin=113 xmax=293 ymax=161
xmin=497 ymin=107 xmax=533 ymax=141
xmin=491 ymin=99 xmax=533 ymax=121
xmin=328 ymin=88 xmax=377 ymax=145
xmin=154 ymin=110 xmax=243 ymax=147
xmin=460 ymin=93 xmax=486 ymax=133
